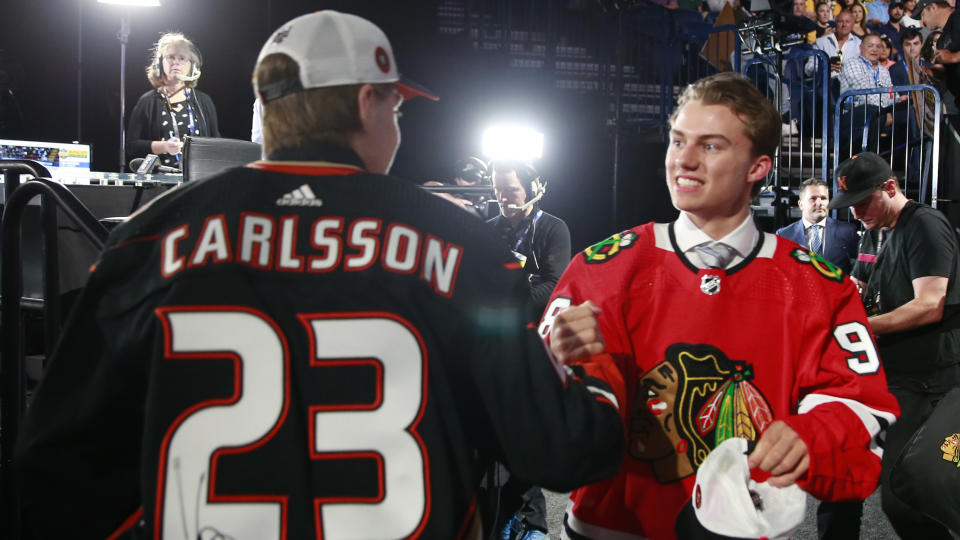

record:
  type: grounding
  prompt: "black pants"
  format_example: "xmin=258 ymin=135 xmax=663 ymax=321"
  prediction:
xmin=880 ymin=380 xmax=955 ymax=539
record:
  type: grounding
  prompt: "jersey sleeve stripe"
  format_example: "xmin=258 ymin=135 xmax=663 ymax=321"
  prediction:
xmin=587 ymin=385 xmax=620 ymax=410
xmin=798 ymin=393 xmax=897 ymax=458
xmin=106 ymin=507 xmax=144 ymax=540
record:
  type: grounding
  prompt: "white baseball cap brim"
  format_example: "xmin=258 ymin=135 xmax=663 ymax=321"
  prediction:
xmin=693 ymin=437 xmax=807 ymax=539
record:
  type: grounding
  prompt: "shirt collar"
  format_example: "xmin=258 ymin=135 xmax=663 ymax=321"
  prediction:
xmin=801 ymin=217 xmax=826 ymax=229
xmin=675 ymin=212 xmax=758 ymax=258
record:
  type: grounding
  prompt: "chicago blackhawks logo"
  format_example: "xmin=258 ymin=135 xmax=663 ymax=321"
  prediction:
xmin=941 ymin=433 xmax=960 ymax=467
xmin=583 ymin=231 xmax=637 ymax=264
xmin=790 ymin=248 xmax=844 ymax=282
xmin=629 ymin=343 xmax=774 ymax=484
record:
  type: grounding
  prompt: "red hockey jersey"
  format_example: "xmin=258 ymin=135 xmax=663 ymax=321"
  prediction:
xmin=539 ymin=222 xmax=900 ymax=540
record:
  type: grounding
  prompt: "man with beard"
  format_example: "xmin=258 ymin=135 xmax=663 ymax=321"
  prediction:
xmin=878 ymin=1 xmax=909 ymax=53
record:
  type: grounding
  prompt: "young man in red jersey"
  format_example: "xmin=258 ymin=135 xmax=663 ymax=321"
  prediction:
xmin=540 ymin=72 xmax=900 ymax=540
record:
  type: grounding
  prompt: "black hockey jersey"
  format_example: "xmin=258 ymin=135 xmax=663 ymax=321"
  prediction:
xmin=15 ymin=161 xmax=623 ymax=539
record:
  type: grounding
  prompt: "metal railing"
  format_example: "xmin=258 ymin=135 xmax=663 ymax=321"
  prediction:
xmin=0 ymin=171 xmax=109 ymax=540
xmin=832 ymin=84 xmax=941 ymax=206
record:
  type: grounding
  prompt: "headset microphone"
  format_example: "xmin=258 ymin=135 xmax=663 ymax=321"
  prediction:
xmin=506 ymin=191 xmax=544 ymax=211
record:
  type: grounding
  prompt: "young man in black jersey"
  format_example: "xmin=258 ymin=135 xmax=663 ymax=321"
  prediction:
xmin=14 ymin=11 xmax=623 ymax=539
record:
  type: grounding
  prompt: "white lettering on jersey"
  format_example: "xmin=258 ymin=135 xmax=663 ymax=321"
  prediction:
xmin=239 ymin=214 xmax=275 ymax=268
xmin=161 ymin=225 xmax=189 ymax=277
xmin=189 ymin=215 xmax=231 ymax=267
xmin=277 ymin=216 xmax=305 ymax=271
xmin=383 ymin=224 xmax=421 ymax=274
xmin=309 ymin=217 xmax=344 ymax=273
xmin=345 ymin=219 xmax=382 ymax=271
xmin=422 ymin=235 xmax=463 ymax=298
xmin=158 ymin=217 xmax=463 ymax=297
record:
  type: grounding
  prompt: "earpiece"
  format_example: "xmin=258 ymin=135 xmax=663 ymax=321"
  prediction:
xmin=152 ymin=36 xmax=203 ymax=82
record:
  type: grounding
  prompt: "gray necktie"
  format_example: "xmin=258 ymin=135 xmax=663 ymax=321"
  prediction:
xmin=808 ymin=224 xmax=823 ymax=255
xmin=695 ymin=242 xmax=736 ymax=269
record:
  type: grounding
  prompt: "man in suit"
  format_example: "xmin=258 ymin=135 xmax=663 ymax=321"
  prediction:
xmin=777 ymin=177 xmax=860 ymax=274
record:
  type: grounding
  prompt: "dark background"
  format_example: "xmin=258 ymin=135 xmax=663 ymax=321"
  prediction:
xmin=0 ymin=0 xmax=677 ymax=250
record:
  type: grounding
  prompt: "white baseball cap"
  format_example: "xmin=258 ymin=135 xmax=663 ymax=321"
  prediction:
xmin=693 ymin=438 xmax=806 ymax=539
xmin=255 ymin=10 xmax=438 ymax=103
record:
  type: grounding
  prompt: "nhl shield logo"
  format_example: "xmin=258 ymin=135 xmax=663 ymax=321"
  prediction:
xmin=700 ymin=274 xmax=721 ymax=295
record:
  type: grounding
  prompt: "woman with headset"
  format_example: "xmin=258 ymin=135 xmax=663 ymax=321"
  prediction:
xmin=126 ymin=32 xmax=220 ymax=170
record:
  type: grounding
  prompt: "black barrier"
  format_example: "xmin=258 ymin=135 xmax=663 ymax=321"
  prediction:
xmin=0 ymin=178 xmax=108 ymax=540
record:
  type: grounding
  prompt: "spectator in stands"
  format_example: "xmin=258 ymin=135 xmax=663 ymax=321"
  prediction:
xmin=812 ymin=0 xmax=837 ymax=42
xmin=808 ymin=10 xmax=862 ymax=80
xmin=877 ymin=1 xmax=908 ymax=54
xmin=126 ymin=32 xmax=220 ymax=171
xmin=902 ymin=0 xmax=925 ymax=25
xmin=891 ymin=27 xmax=926 ymax=85
xmin=915 ymin=0 xmax=960 ymax=111
xmin=835 ymin=0 xmax=858 ymax=16
xmin=890 ymin=27 xmax=933 ymax=182
xmin=867 ymin=0 xmax=893 ymax=24
xmin=880 ymin=34 xmax=898 ymax=66
xmin=776 ymin=178 xmax=859 ymax=274
xmin=852 ymin=2 xmax=874 ymax=37
xmin=833 ymin=151 xmax=960 ymax=540
xmin=839 ymin=34 xmax=894 ymax=157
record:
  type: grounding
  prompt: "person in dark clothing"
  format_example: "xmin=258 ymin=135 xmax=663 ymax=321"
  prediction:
xmin=126 ymin=32 xmax=220 ymax=170
xmin=13 ymin=11 xmax=623 ymax=539
xmin=485 ymin=159 xmax=573 ymax=539
xmin=833 ymin=151 xmax=960 ymax=540
xmin=488 ymin=160 xmax=572 ymax=317
xmin=915 ymin=0 xmax=960 ymax=109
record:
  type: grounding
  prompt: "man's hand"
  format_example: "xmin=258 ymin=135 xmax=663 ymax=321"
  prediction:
xmin=933 ymin=48 xmax=960 ymax=65
xmin=548 ymin=301 xmax=605 ymax=364
xmin=747 ymin=420 xmax=810 ymax=488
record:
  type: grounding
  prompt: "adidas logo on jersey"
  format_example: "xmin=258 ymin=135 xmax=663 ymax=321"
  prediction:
xmin=276 ymin=184 xmax=323 ymax=207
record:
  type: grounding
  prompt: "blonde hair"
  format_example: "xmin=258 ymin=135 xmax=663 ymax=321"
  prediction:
xmin=253 ymin=53 xmax=394 ymax=157
xmin=145 ymin=32 xmax=201 ymax=89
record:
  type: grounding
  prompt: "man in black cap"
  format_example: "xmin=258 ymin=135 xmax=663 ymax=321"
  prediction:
xmin=832 ymin=151 xmax=960 ymax=539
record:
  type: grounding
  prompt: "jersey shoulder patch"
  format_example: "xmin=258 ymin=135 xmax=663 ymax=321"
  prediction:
xmin=787 ymin=247 xmax=844 ymax=282
xmin=582 ymin=230 xmax=639 ymax=264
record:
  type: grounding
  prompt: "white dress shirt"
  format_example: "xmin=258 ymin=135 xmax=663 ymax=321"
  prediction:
xmin=674 ymin=212 xmax=759 ymax=270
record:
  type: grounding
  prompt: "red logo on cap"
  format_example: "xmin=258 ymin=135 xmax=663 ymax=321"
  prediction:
xmin=695 ymin=485 xmax=702 ymax=509
xmin=374 ymin=46 xmax=391 ymax=74
xmin=837 ymin=176 xmax=848 ymax=191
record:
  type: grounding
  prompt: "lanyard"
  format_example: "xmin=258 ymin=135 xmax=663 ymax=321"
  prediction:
xmin=512 ymin=209 xmax=543 ymax=252
xmin=859 ymin=56 xmax=881 ymax=86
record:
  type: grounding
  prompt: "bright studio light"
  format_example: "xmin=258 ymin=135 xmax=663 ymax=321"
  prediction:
xmin=97 ymin=0 xmax=161 ymax=6
xmin=482 ymin=125 xmax=544 ymax=161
